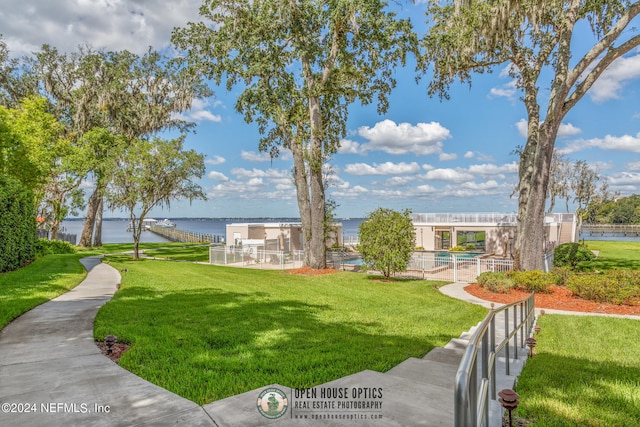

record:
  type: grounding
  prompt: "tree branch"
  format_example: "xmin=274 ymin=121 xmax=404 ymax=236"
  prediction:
xmin=564 ymin=33 xmax=640 ymax=113
xmin=566 ymin=1 xmax=640 ymax=90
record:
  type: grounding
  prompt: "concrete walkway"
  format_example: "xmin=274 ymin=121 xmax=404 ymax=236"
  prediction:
xmin=0 ymin=257 xmax=215 ymax=427
xmin=2 ymin=258 xmax=638 ymax=426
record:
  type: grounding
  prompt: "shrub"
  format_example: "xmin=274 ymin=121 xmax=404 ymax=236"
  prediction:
xmin=554 ymin=243 xmax=596 ymax=270
xmin=465 ymin=244 xmax=476 ymax=250
xmin=511 ymin=270 xmax=554 ymax=293
xmin=551 ymin=267 xmax=573 ymax=286
xmin=358 ymin=208 xmax=415 ymax=279
xmin=476 ymin=271 xmax=516 ymax=293
xmin=0 ymin=176 xmax=36 ymax=273
xmin=566 ymin=270 xmax=640 ymax=305
xmin=34 ymin=239 xmax=77 ymax=257
xmin=450 ymin=245 xmax=466 ymax=252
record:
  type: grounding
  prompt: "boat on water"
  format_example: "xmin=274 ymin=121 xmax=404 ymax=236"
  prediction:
xmin=155 ymin=218 xmax=176 ymax=228
xmin=126 ymin=218 xmax=174 ymax=232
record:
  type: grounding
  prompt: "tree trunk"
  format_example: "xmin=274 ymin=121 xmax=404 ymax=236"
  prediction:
xmin=309 ymin=163 xmax=326 ymax=269
xmin=289 ymin=138 xmax=313 ymax=266
xmin=515 ymin=124 xmax=559 ymax=271
xmin=132 ymin=215 xmax=142 ymax=260
xmin=93 ymin=196 xmax=103 ymax=246
xmin=79 ymin=188 xmax=99 ymax=247
xmin=307 ymin=96 xmax=326 ymax=269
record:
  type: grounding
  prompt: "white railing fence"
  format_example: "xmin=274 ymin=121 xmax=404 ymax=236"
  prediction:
xmin=399 ymin=253 xmax=514 ymax=282
xmin=209 ymin=246 xmax=305 ymax=270
xmin=209 ymin=248 xmax=555 ymax=280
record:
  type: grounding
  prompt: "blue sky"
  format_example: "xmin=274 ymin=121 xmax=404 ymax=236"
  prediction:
xmin=2 ymin=1 xmax=640 ymax=218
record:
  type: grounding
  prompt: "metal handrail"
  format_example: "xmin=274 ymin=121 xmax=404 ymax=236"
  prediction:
xmin=454 ymin=292 xmax=536 ymax=426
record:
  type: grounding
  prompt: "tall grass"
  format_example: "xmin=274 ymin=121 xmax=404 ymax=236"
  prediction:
xmin=94 ymin=258 xmax=487 ymax=404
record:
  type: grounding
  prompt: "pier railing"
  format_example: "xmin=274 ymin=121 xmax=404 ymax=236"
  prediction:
xmin=582 ymin=223 xmax=640 ymax=237
xmin=149 ymin=226 xmax=223 ymax=243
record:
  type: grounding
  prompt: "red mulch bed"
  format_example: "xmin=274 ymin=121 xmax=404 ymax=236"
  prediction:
xmin=96 ymin=341 xmax=130 ymax=364
xmin=465 ymin=284 xmax=640 ymax=315
xmin=285 ymin=266 xmax=339 ymax=276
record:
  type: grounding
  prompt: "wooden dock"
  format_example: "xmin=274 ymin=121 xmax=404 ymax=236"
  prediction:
xmin=148 ymin=226 xmax=223 ymax=243
xmin=582 ymin=224 xmax=640 ymax=237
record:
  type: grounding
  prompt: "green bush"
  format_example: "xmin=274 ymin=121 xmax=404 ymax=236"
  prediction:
xmin=566 ymin=270 xmax=640 ymax=305
xmin=551 ymin=266 xmax=573 ymax=286
xmin=511 ymin=270 xmax=554 ymax=293
xmin=465 ymin=244 xmax=476 ymax=250
xmin=554 ymin=243 xmax=596 ymax=270
xmin=450 ymin=245 xmax=466 ymax=252
xmin=358 ymin=208 xmax=415 ymax=278
xmin=0 ymin=176 xmax=36 ymax=273
xmin=35 ymin=239 xmax=77 ymax=257
xmin=476 ymin=271 xmax=515 ymax=293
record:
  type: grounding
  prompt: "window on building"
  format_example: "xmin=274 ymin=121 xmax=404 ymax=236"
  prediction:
xmin=456 ymin=230 xmax=485 ymax=251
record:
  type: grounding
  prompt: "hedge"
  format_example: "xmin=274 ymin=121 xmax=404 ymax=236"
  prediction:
xmin=0 ymin=176 xmax=36 ymax=272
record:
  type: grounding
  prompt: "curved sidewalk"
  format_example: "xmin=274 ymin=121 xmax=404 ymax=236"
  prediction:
xmin=0 ymin=256 xmax=215 ymax=427
xmin=439 ymin=282 xmax=640 ymax=320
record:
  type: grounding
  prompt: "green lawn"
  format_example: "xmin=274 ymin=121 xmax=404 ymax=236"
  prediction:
xmin=0 ymin=254 xmax=89 ymax=328
xmin=583 ymin=240 xmax=640 ymax=270
xmin=515 ymin=314 xmax=640 ymax=426
xmin=143 ymin=244 xmax=210 ymax=262
xmin=0 ymin=243 xmax=202 ymax=329
xmin=94 ymin=258 xmax=487 ymax=404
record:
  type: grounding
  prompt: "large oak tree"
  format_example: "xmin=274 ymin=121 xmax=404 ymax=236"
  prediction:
xmin=173 ymin=0 xmax=416 ymax=269
xmin=32 ymin=46 xmax=211 ymax=246
xmin=421 ymin=0 xmax=640 ymax=270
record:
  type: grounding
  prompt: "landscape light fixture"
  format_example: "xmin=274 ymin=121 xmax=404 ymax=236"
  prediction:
xmin=105 ymin=335 xmax=117 ymax=355
xmin=526 ymin=337 xmax=537 ymax=357
xmin=498 ymin=388 xmax=520 ymax=427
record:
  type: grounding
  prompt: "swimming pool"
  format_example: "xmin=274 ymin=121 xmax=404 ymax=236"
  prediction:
xmin=333 ymin=251 xmax=481 ymax=266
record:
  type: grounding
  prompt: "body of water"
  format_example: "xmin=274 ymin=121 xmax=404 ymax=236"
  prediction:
xmin=60 ymin=218 xmax=364 ymax=244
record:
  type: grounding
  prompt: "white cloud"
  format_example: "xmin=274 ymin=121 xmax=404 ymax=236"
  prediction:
xmin=627 ymin=161 xmax=640 ymax=171
xmin=607 ymin=172 xmax=640 ymax=186
xmin=338 ymin=139 xmax=361 ymax=154
xmin=516 ymin=119 xmax=528 ymax=137
xmin=0 ymin=0 xmax=203 ymax=56
xmin=185 ymin=98 xmax=222 ymax=123
xmin=468 ymin=162 xmax=518 ymax=177
xmin=231 ymin=168 xmax=290 ymax=180
xmin=385 ymin=176 xmax=416 ymax=187
xmin=424 ymin=168 xmax=474 ymax=183
xmin=464 ymin=151 xmax=474 ymax=159
xmin=207 ymin=171 xmax=229 ymax=181
xmin=588 ymin=51 xmax=640 ymax=102
xmin=439 ymin=152 xmax=458 ymax=161
xmin=559 ymin=132 xmax=640 ymax=155
xmin=516 ymin=119 xmax=582 ymax=138
xmin=488 ymin=80 xmax=518 ymax=99
xmin=460 ymin=180 xmax=499 ymax=190
xmin=344 ymin=162 xmax=421 ymax=176
xmin=241 ymin=151 xmax=273 ymax=162
xmin=558 ymin=122 xmax=582 ymax=137
xmin=357 ymin=119 xmax=451 ymax=156
xmin=205 ymin=155 xmax=226 ymax=166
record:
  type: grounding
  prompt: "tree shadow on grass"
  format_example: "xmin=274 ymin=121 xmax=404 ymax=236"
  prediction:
xmin=588 ymin=257 xmax=640 ymax=271
xmin=95 ymin=285 xmax=456 ymax=404
xmin=515 ymin=352 xmax=640 ymax=427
